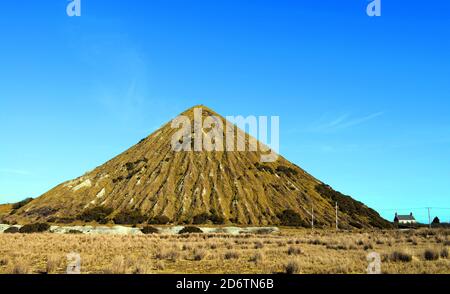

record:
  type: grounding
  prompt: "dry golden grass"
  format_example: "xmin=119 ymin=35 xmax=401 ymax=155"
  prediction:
xmin=0 ymin=228 xmax=448 ymax=274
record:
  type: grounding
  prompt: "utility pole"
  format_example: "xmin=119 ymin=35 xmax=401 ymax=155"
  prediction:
xmin=335 ymin=202 xmax=338 ymax=231
xmin=427 ymin=207 xmax=431 ymax=229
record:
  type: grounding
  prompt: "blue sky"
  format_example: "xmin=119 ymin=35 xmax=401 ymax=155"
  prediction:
xmin=0 ymin=0 xmax=449 ymax=223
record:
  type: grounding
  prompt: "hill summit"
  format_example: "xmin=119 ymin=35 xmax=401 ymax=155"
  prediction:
xmin=4 ymin=106 xmax=390 ymax=228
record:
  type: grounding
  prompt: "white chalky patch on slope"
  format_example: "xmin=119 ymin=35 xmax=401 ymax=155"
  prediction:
xmin=63 ymin=179 xmax=77 ymax=188
xmin=136 ymin=179 xmax=141 ymax=186
xmin=96 ymin=188 xmax=106 ymax=198
xmin=72 ymin=179 xmax=92 ymax=191
xmin=129 ymin=198 xmax=134 ymax=205
xmin=99 ymin=174 xmax=109 ymax=180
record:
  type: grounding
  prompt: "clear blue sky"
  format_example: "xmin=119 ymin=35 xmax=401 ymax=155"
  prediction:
xmin=1 ymin=0 xmax=449 ymax=223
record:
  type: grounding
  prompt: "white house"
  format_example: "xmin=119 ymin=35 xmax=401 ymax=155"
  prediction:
xmin=394 ymin=212 xmax=417 ymax=225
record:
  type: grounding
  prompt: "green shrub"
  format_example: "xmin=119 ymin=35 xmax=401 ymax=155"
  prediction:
xmin=113 ymin=210 xmax=146 ymax=225
xmin=275 ymin=166 xmax=298 ymax=176
xmin=19 ymin=223 xmax=50 ymax=233
xmin=78 ymin=206 xmax=113 ymax=223
xmin=4 ymin=227 xmax=20 ymax=234
xmin=254 ymin=163 xmax=274 ymax=174
xmin=193 ymin=213 xmax=210 ymax=224
xmin=148 ymin=215 xmax=170 ymax=225
xmin=277 ymin=210 xmax=307 ymax=227
xmin=141 ymin=226 xmax=159 ymax=234
xmin=192 ymin=211 xmax=225 ymax=225
xmin=209 ymin=210 xmax=225 ymax=225
xmin=11 ymin=198 xmax=33 ymax=210
xmin=24 ymin=207 xmax=57 ymax=217
xmin=179 ymin=226 xmax=203 ymax=234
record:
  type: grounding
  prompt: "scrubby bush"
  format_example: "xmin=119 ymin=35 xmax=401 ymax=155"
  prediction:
xmin=67 ymin=230 xmax=82 ymax=234
xmin=56 ymin=218 xmax=76 ymax=224
xmin=48 ymin=217 xmax=75 ymax=224
xmin=424 ymin=249 xmax=440 ymax=261
xmin=364 ymin=243 xmax=374 ymax=251
xmin=224 ymin=251 xmax=240 ymax=260
xmin=155 ymin=249 xmax=179 ymax=261
xmin=277 ymin=210 xmax=307 ymax=227
xmin=389 ymin=251 xmax=412 ymax=262
xmin=193 ymin=213 xmax=210 ymax=224
xmin=78 ymin=206 xmax=113 ymax=223
xmin=113 ymin=210 xmax=146 ymax=225
xmin=179 ymin=226 xmax=203 ymax=234
xmin=141 ymin=226 xmax=159 ymax=234
xmin=249 ymin=252 xmax=264 ymax=264
xmin=254 ymin=163 xmax=274 ymax=174
xmin=209 ymin=210 xmax=225 ymax=225
xmin=254 ymin=241 xmax=264 ymax=249
xmin=4 ymin=227 xmax=20 ymax=234
xmin=192 ymin=211 xmax=225 ymax=225
xmin=19 ymin=223 xmax=50 ymax=233
xmin=148 ymin=215 xmax=170 ymax=225
xmin=193 ymin=248 xmax=207 ymax=261
xmin=275 ymin=165 xmax=298 ymax=176
xmin=11 ymin=198 xmax=33 ymax=210
xmin=254 ymin=228 xmax=274 ymax=235
xmin=441 ymin=247 xmax=448 ymax=259
xmin=284 ymin=260 xmax=301 ymax=274
xmin=287 ymin=246 xmax=302 ymax=255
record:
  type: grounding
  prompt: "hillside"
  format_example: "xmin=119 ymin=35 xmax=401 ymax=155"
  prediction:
xmin=4 ymin=106 xmax=391 ymax=228
xmin=0 ymin=204 xmax=12 ymax=220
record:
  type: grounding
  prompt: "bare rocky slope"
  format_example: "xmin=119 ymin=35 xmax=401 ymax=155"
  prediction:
xmin=4 ymin=106 xmax=391 ymax=228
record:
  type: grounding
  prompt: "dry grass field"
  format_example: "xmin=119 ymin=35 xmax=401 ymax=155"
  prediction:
xmin=0 ymin=228 xmax=448 ymax=274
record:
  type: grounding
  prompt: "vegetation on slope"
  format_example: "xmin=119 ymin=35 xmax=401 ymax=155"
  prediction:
xmin=315 ymin=184 xmax=392 ymax=229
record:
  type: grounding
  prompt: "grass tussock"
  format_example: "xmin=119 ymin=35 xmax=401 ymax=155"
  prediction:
xmin=249 ymin=252 xmax=264 ymax=264
xmin=388 ymin=251 xmax=413 ymax=263
xmin=224 ymin=251 xmax=240 ymax=260
xmin=284 ymin=259 xmax=301 ymax=274
xmin=424 ymin=249 xmax=440 ymax=261
xmin=287 ymin=246 xmax=302 ymax=256
xmin=193 ymin=248 xmax=207 ymax=261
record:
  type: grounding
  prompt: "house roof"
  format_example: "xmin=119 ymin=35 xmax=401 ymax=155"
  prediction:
xmin=396 ymin=215 xmax=415 ymax=221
